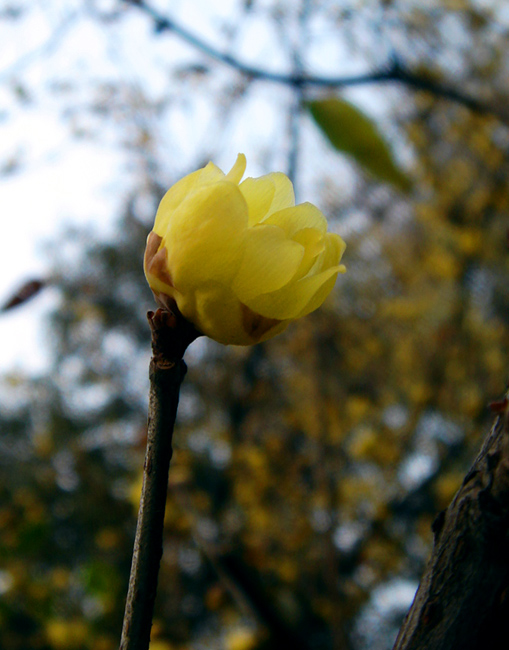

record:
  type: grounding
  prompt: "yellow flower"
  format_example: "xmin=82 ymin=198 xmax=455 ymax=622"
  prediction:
xmin=144 ymin=154 xmax=346 ymax=345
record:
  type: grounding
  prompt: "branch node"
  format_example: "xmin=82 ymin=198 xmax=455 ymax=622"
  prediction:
xmin=147 ymin=308 xmax=200 ymax=366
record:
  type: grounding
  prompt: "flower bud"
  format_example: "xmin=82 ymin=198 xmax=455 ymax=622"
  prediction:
xmin=144 ymin=154 xmax=346 ymax=345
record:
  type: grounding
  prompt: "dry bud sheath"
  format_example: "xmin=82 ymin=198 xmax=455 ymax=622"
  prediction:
xmin=120 ymin=309 xmax=196 ymax=650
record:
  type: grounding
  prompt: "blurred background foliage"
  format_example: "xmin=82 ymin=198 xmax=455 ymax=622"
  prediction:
xmin=1 ymin=1 xmax=509 ymax=649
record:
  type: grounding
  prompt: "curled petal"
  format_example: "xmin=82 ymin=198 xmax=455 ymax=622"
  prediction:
xmin=291 ymin=228 xmax=326 ymax=280
xmin=144 ymin=232 xmax=175 ymax=298
xmin=225 ymin=153 xmax=247 ymax=184
xmin=245 ymin=265 xmax=344 ymax=320
xmin=297 ymin=268 xmax=344 ymax=318
xmin=309 ymin=232 xmax=347 ymax=275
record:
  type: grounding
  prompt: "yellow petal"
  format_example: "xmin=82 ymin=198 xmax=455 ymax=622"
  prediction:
xmin=185 ymin=283 xmax=289 ymax=345
xmin=145 ymin=271 xmax=174 ymax=299
xmin=153 ymin=161 xmax=225 ymax=235
xmin=291 ymin=228 xmax=326 ymax=280
xmin=225 ymin=153 xmax=247 ymax=185
xmin=294 ymin=233 xmax=346 ymax=316
xmin=232 ymin=224 xmax=304 ymax=301
xmin=180 ymin=283 xmax=253 ymax=346
xmin=256 ymin=319 xmax=289 ymax=343
xmin=325 ymin=232 xmax=347 ymax=264
xmin=309 ymin=232 xmax=346 ymax=274
xmin=296 ymin=267 xmax=345 ymax=317
xmin=241 ymin=303 xmax=289 ymax=343
xmin=244 ymin=265 xmax=343 ymax=320
xmin=175 ymin=280 xmax=290 ymax=346
xmin=201 ymin=160 xmax=227 ymax=182
xmin=239 ymin=172 xmax=295 ymax=226
xmin=263 ymin=202 xmax=327 ymax=236
xmin=164 ymin=181 xmax=248 ymax=290
xmin=239 ymin=176 xmax=276 ymax=226
xmin=267 ymin=172 xmax=295 ymax=214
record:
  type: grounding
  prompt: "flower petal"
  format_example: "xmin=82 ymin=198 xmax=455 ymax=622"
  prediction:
xmin=239 ymin=176 xmax=276 ymax=226
xmin=291 ymin=228 xmax=326 ymax=280
xmin=263 ymin=202 xmax=327 ymax=235
xmin=164 ymin=181 xmax=248 ymax=290
xmin=309 ymin=232 xmax=347 ymax=275
xmin=153 ymin=161 xmax=225 ymax=235
xmin=296 ymin=267 xmax=345 ymax=317
xmin=267 ymin=172 xmax=295 ymax=215
xmin=225 ymin=153 xmax=247 ymax=185
xmin=294 ymin=233 xmax=346 ymax=316
xmin=232 ymin=224 xmax=304 ymax=301
xmin=179 ymin=283 xmax=248 ymax=344
xmin=244 ymin=265 xmax=343 ymax=320
xmin=180 ymin=282 xmax=287 ymax=345
xmin=239 ymin=172 xmax=295 ymax=226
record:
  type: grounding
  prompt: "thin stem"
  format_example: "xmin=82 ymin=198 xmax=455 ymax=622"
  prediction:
xmin=120 ymin=309 xmax=198 ymax=650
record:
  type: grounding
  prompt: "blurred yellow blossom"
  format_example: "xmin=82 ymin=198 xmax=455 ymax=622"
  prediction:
xmin=225 ymin=626 xmax=259 ymax=650
xmin=45 ymin=619 xmax=88 ymax=649
xmin=144 ymin=154 xmax=346 ymax=345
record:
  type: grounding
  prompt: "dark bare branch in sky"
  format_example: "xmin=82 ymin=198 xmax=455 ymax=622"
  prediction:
xmin=123 ymin=0 xmax=509 ymax=125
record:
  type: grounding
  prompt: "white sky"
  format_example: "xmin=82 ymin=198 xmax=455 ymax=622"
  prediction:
xmin=0 ymin=5 xmax=156 ymax=371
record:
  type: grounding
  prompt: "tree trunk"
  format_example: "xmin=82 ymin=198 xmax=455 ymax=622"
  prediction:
xmin=393 ymin=398 xmax=509 ymax=650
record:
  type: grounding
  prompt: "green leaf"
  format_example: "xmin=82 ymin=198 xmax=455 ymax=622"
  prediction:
xmin=306 ymin=97 xmax=411 ymax=193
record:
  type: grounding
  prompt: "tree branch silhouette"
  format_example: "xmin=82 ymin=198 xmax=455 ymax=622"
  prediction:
xmin=123 ymin=0 xmax=508 ymax=125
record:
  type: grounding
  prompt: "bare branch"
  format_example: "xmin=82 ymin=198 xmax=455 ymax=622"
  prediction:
xmin=119 ymin=309 xmax=199 ymax=650
xmin=122 ymin=0 xmax=509 ymax=125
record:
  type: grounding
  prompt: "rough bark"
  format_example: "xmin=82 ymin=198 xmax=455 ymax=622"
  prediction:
xmin=393 ymin=397 xmax=509 ymax=650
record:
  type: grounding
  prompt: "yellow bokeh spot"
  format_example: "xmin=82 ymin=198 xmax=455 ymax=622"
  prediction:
xmin=45 ymin=619 xmax=88 ymax=649
xmin=225 ymin=627 xmax=258 ymax=650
